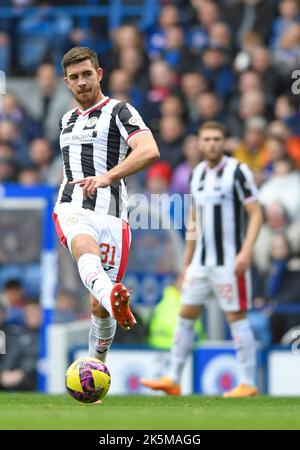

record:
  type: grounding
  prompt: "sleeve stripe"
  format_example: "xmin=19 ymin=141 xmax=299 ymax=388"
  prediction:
xmin=243 ymin=196 xmax=258 ymax=204
xmin=126 ymin=129 xmax=151 ymax=143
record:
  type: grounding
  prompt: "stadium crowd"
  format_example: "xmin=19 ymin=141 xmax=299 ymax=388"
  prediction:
xmin=1 ymin=0 xmax=300 ymax=386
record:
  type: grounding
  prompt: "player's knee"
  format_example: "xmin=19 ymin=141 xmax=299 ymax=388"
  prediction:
xmin=89 ymin=295 xmax=109 ymax=318
xmin=71 ymin=234 xmax=99 ymax=261
xmin=226 ymin=310 xmax=247 ymax=323
xmin=180 ymin=304 xmax=201 ymax=320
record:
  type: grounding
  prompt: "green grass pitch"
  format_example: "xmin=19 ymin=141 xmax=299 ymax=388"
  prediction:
xmin=0 ymin=393 xmax=300 ymax=430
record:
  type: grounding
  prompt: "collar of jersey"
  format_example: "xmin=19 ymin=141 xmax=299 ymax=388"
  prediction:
xmin=205 ymin=155 xmax=228 ymax=172
xmin=77 ymin=96 xmax=110 ymax=116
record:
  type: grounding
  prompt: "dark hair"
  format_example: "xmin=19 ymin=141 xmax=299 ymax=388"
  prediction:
xmin=198 ymin=121 xmax=227 ymax=137
xmin=62 ymin=47 xmax=99 ymax=76
xmin=4 ymin=279 xmax=22 ymax=290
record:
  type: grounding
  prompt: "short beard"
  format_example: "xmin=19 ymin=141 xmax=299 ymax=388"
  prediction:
xmin=74 ymin=86 xmax=100 ymax=108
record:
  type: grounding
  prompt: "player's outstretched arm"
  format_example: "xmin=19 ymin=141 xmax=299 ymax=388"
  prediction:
xmin=108 ymin=132 xmax=160 ymax=180
xmin=175 ymin=206 xmax=197 ymax=291
xmin=71 ymin=133 xmax=159 ymax=199
xmin=234 ymin=201 xmax=263 ymax=276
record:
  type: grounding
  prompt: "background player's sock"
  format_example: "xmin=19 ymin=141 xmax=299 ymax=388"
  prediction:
xmin=167 ymin=316 xmax=195 ymax=384
xmin=230 ymin=318 xmax=256 ymax=386
xmin=78 ymin=253 xmax=113 ymax=316
xmin=89 ymin=314 xmax=116 ymax=362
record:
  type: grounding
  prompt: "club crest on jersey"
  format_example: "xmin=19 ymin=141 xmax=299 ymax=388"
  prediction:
xmin=85 ymin=117 xmax=98 ymax=128
xmin=65 ymin=216 xmax=78 ymax=225
xmin=128 ymin=116 xmax=141 ymax=126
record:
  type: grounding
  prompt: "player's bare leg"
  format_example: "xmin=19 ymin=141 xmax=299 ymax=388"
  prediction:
xmin=71 ymin=234 xmax=135 ymax=329
xmin=141 ymin=304 xmax=202 ymax=395
xmin=223 ymin=310 xmax=258 ymax=398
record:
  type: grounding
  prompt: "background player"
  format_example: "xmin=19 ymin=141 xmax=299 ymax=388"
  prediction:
xmin=53 ymin=46 xmax=159 ymax=364
xmin=141 ymin=121 xmax=263 ymax=397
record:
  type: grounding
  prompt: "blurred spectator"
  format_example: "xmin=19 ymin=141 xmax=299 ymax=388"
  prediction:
xmin=16 ymin=4 xmax=72 ymax=74
xmin=28 ymin=138 xmax=63 ymax=186
xmin=17 ymin=166 xmax=40 ymax=186
xmin=229 ymin=70 xmax=273 ymax=119
xmin=147 ymin=285 xmax=204 ymax=349
xmin=118 ymin=46 xmax=149 ymax=96
xmin=226 ymin=0 xmax=275 ymax=46
xmin=25 ymin=63 xmax=73 ymax=145
xmin=273 ymin=23 xmax=300 ymax=77
xmin=145 ymin=161 xmax=173 ymax=196
xmin=259 ymin=157 xmax=300 ymax=220
xmin=263 ymin=135 xmax=286 ymax=179
xmin=253 ymin=202 xmax=300 ymax=273
xmin=170 ymin=134 xmax=202 ymax=195
xmin=108 ymin=69 xmax=132 ymax=103
xmin=274 ymin=95 xmax=300 ymax=136
xmin=266 ymin=119 xmax=300 ymax=168
xmin=201 ymin=45 xmax=235 ymax=100
xmin=0 ymin=120 xmax=29 ymax=167
xmin=267 ymin=119 xmax=291 ymax=140
xmin=160 ymin=95 xmax=186 ymax=121
xmin=156 ymin=116 xmax=185 ymax=167
xmin=229 ymin=90 xmax=268 ymax=137
xmin=0 ymin=156 xmax=16 ymax=182
xmin=250 ymin=46 xmax=281 ymax=99
xmin=0 ymin=302 xmax=42 ymax=391
xmin=142 ymin=60 xmax=176 ymax=126
xmin=53 ymin=289 xmax=80 ymax=323
xmin=0 ymin=93 xmax=41 ymax=144
xmin=108 ymin=68 xmax=144 ymax=107
xmin=107 ymin=24 xmax=144 ymax=73
xmin=190 ymin=91 xmax=224 ymax=132
xmin=233 ymin=116 xmax=268 ymax=171
xmin=160 ymin=25 xmax=195 ymax=75
xmin=189 ymin=0 xmax=220 ymax=53
xmin=180 ymin=72 xmax=208 ymax=123
xmin=264 ymin=234 xmax=300 ymax=343
xmin=0 ymin=142 xmax=16 ymax=181
xmin=271 ymin=0 xmax=300 ymax=49
xmin=146 ymin=3 xmax=180 ymax=60
xmin=208 ymin=21 xmax=233 ymax=55
xmin=0 ymin=279 xmax=25 ymax=327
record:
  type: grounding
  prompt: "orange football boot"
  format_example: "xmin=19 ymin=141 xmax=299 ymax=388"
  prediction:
xmin=110 ymin=283 xmax=136 ymax=330
xmin=223 ymin=384 xmax=258 ymax=398
xmin=140 ymin=376 xmax=181 ymax=396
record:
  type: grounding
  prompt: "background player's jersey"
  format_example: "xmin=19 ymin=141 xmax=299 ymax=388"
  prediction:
xmin=55 ymin=97 xmax=150 ymax=221
xmin=190 ymin=156 xmax=258 ymax=267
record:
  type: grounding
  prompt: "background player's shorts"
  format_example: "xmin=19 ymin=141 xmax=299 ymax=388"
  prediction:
xmin=181 ymin=264 xmax=252 ymax=312
xmin=53 ymin=203 xmax=131 ymax=283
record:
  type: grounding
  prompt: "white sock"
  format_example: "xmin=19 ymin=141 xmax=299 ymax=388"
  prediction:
xmin=89 ymin=315 xmax=116 ymax=362
xmin=167 ymin=316 xmax=195 ymax=384
xmin=230 ymin=318 xmax=256 ymax=387
xmin=77 ymin=253 xmax=113 ymax=316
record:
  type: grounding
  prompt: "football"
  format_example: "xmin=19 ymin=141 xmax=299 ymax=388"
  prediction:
xmin=65 ymin=357 xmax=111 ymax=403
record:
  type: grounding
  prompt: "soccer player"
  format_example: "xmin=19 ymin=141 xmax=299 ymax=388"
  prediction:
xmin=141 ymin=121 xmax=263 ymax=397
xmin=53 ymin=47 xmax=159 ymax=363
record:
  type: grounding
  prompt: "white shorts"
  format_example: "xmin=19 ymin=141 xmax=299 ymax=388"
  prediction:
xmin=53 ymin=203 xmax=131 ymax=283
xmin=181 ymin=265 xmax=252 ymax=312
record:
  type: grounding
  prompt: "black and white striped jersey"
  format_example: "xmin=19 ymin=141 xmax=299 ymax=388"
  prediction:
xmin=190 ymin=156 xmax=258 ymax=266
xmin=55 ymin=96 xmax=150 ymax=221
